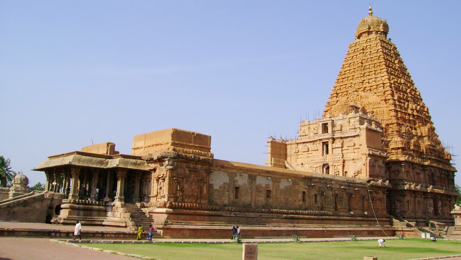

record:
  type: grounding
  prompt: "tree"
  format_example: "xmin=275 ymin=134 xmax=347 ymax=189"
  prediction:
xmin=30 ymin=182 xmax=45 ymax=191
xmin=0 ymin=156 xmax=16 ymax=187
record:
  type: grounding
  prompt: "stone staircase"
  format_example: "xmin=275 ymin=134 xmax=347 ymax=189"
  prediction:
xmin=0 ymin=191 xmax=63 ymax=222
xmin=391 ymin=216 xmax=449 ymax=239
xmin=125 ymin=203 xmax=153 ymax=230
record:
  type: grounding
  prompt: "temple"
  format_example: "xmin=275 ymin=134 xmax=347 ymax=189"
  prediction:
xmin=267 ymin=7 xmax=457 ymax=226
xmin=2 ymin=8 xmax=456 ymax=238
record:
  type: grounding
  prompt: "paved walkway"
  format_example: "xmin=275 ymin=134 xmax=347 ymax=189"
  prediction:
xmin=0 ymin=237 xmax=134 ymax=260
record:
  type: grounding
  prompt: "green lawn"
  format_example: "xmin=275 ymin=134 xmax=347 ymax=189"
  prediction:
xmin=82 ymin=239 xmax=461 ymax=260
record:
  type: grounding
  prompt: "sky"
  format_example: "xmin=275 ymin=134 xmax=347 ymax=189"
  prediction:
xmin=1 ymin=1 xmax=460 ymax=187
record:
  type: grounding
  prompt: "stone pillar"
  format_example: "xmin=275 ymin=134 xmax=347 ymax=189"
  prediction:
xmin=105 ymin=170 xmax=113 ymax=202
xmin=249 ymin=175 xmax=256 ymax=208
xmin=90 ymin=169 xmax=100 ymax=200
xmin=82 ymin=170 xmax=88 ymax=197
xmin=50 ymin=171 xmax=57 ymax=192
xmin=450 ymin=205 xmax=461 ymax=236
xmin=164 ymin=169 xmax=173 ymax=202
xmin=228 ymin=171 xmax=237 ymax=205
xmin=69 ymin=166 xmax=81 ymax=200
xmin=133 ymin=172 xmax=141 ymax=203
xmin=145 ymin=175 xmax=152 ymax=202
xmin=44 ymin=170 xmax=52 ymax=192
xmin=63 ymin=169 xmax=70 ymax=197
xmin=272 ymin=178 xmax=280 ymax=207
xmin=325 ymin=186 xmax=334 ymax=211
xmin=56 ymin=172 xmax=62 ymax=193
xmin=114 ymin=169 xmax=127 ymax=203
xmin=150 ymin=170 xmax=157 ymax=203
xmin=201 ymin=169 xmax=209 ymax=205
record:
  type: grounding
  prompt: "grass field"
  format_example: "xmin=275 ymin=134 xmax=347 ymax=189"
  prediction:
xmin=83 ymin=239 xmax=461 ymax=260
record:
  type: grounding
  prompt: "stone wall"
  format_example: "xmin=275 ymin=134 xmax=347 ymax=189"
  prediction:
xmin=82 ymin=142 xmax=119 ymax=155
xmin=0 ymin=187 xmax=9 ymax=201
xmin=146 ymin=151 xmax=390 ymax=232
xmin=0 ymin=192 xmax=62 ymax=223
xmin=131 ymin=128 xmax=213 ymax=158
xmin=267 ymin=112 xmax=387 ymax=180
xmin=209 ymin=160 xmax=388 ymax=216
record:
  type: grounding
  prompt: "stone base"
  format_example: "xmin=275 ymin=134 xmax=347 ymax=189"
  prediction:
xmin=59 ymin=200 xmax=107 ymax=226
xmin=157 ymin=225 xmax=396 ymax=239
xmin=149 ymin=208 xmax=390 ymax=227
xmin=0 ymin=227 xmax=138 ymax=240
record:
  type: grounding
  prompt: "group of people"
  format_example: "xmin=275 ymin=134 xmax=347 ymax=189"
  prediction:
xmin=137 ymin=224 xmax=156 ymax=241
xmin=73 ymin=221 xmax=157 ymax=241
xmin=231 ymin=226 xmax=241 ymax=241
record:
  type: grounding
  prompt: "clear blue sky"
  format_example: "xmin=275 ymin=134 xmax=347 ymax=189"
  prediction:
xmin=1 ymin=1 xmax=460 ymax=187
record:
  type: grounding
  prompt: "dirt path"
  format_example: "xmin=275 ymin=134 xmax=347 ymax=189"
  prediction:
xmin=0 ymin=237 xmax=134 ymax=260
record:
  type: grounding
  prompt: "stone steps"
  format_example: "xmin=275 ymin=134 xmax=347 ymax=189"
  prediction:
xmin=124 ymin=203 xmax=154 ymax=228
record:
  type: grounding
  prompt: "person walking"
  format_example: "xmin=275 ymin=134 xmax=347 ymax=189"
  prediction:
xmin=137 ymin=224 xmax=143 ymax=240
xmin=73 ymin=221 xmax=82 ymax=240
xmin=147 ymin=224 xmax=155 ymax=241
xmin=232 ymin=226 xmax=237 ymax=240
xmin=236 ymin=226 xmax=241 ymax=241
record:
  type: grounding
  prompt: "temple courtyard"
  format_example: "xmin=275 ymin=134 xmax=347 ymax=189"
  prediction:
xmin=1 ymin=222 xmax=461 ymax=260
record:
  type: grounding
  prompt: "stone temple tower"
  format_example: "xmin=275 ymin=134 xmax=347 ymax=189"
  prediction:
xmin=266 ymin=7 xmax=458 ymax=225
xmin=323 ymin=7 xmax=457 ymax=223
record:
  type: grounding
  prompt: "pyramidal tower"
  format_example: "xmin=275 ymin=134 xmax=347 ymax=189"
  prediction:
xmin=267 ymin=7 xmax=457 ymax=224
xmin=323 ymin=7 xmax=453 ymax=170
xmin=323 ymin=7 xmax=457 ymax=222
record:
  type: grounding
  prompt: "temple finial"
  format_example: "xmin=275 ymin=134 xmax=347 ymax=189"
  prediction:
xmin=368 ymin=6 xmax=373 ymax=16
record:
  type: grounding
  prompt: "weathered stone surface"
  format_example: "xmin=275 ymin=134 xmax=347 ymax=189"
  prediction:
xmin=8 ymin=172 xmax=30 ymax=198
xmin=0 ymin=192 xmax=61 ymax=223
xmin=243 ymin=244 xmax=258 ymax=260
xmin=0 ymin=187 xmax=9 ymax=201
xmin=82 ymin=142 xmax=119 ymax=155
xmin=131 ymin=128 xmax=213 ymax=158
xmin=267 ymin=112 xmax=387 ymax=180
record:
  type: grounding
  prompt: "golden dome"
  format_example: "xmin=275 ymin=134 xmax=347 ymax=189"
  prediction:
xmin=355 ymin=7 xmax=389 ymax=39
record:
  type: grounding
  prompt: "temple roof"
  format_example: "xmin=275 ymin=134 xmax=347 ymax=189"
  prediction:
xmin=33 ymin=151 xmax=150 ymax=171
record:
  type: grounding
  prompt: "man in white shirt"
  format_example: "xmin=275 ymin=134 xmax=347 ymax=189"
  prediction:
xmin=74 ymin=221 xmax=82 ymax=240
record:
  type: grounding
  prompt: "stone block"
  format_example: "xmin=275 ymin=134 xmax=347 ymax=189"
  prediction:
xmin=82 ymin=142 xmax=118 ymax=155
xmin=131 ymin=128 xmax=213 ymax=158
xmin=243 ymin=244 xmax=258 ymax=260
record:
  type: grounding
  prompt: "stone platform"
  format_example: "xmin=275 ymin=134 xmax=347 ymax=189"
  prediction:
xmin=158 ymin=224 xmax=396 ymax=239
xmin=0 ymin=221 xmax=148 ymax=240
